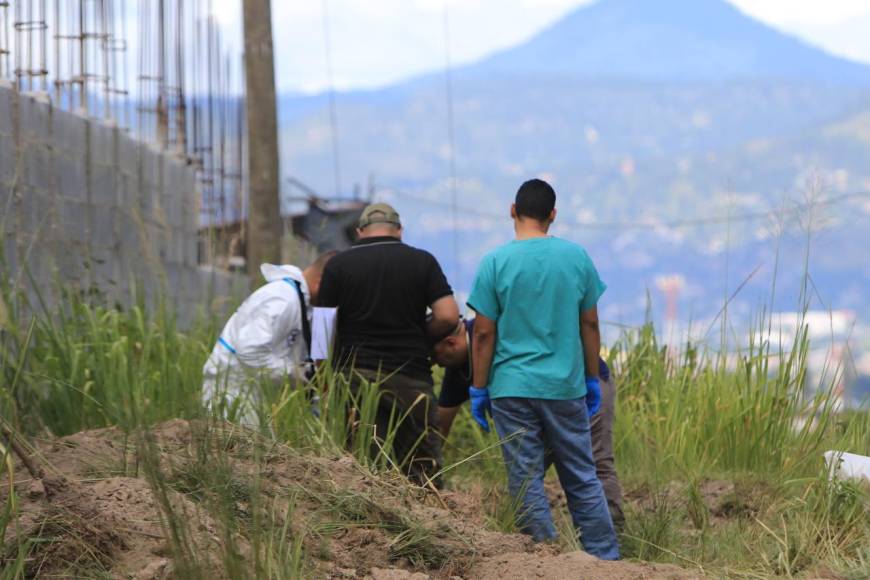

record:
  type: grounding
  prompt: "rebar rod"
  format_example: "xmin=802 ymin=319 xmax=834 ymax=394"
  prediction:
xmin=0 ymin=0 xmax=250 ymax=269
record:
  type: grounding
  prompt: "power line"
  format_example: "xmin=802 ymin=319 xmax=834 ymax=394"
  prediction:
xmin=442 ymin=0 xmax=460 ymax=288
xmin=378 ymin=189 xmax=870 ymax=231
xmin=321 ymin=0 xmax=342 ymax=198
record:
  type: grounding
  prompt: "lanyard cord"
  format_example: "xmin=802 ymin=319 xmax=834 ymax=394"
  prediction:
xmin=283 ymin=278 xmax=312 ymax=362
xmin=462 ymin=326 xmax=472 ymax=383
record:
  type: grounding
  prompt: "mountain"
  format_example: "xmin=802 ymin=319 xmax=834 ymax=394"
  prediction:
xmin=462 ymin=0 xmax=870 ymax=84
xmin=276 ymin=0 xmax=870 ymax=327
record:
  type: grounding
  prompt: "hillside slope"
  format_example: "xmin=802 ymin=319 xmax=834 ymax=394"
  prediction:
xmin=1 ymin=420 xmax=695 ymax=579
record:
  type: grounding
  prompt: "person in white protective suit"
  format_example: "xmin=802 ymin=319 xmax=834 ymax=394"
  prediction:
xmin=202 ymin=253 xmax=336 ymax=426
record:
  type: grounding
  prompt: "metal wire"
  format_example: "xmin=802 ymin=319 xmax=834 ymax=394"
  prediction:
xmin=380 ymin=189 xmax=870 ymax=231
xmin=442 ymin=0 xmax=460 ymax=289
xmin=321 ymin=0 xmax=342 ymax=198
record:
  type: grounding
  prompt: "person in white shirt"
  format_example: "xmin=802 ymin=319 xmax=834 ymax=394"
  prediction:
xmin=202 ymin=253 xmax=335 ymax=426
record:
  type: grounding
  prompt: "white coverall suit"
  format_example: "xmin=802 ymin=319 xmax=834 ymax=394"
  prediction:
xmin=202 ymin=263 xmax=312 ymax=426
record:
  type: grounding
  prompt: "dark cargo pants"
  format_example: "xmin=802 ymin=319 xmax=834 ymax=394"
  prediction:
xmin=348 ymin=370 xmax=443 ymax=488
xmin=590 ymin=378 xmax=625 ymax=530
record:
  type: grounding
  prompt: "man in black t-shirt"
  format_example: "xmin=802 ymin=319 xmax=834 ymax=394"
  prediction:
xmin=319 ymin=203 xmax=459 ymax=486
xmin=433 ymin=318 xmax=625 ymax=529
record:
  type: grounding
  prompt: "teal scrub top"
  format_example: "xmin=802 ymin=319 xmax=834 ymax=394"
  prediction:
xmin=467 ymin=236 xmax=606 ymax=400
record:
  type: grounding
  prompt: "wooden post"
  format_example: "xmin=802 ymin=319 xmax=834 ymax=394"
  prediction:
xmin=242 ymin=0 xmax=282 ymax=280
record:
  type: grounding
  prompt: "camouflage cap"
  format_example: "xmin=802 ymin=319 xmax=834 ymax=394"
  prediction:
xmin=358 ymin=203 xmax=401 ymax=229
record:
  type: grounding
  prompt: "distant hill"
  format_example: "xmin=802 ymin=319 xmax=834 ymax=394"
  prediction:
xmin=462 ymin=0 xmax=870 ymax=84
xmin=275 ymin=0 xmax=870 ymax=324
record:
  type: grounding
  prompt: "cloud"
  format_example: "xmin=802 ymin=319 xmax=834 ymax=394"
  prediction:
xmin=213 ymin=0 xmax=870 ymax=93
xmin=730 ymin=0 xmax=870 ymax=26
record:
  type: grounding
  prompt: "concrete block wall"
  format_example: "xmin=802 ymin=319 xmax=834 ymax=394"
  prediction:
xmin=0 ymin=85 xmax=246 ymax=322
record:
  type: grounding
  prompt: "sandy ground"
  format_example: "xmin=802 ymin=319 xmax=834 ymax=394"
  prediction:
xmin=1 ymin=420 xmax=697 ymax=579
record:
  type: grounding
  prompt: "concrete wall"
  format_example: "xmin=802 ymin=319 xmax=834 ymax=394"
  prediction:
xmin=0 ymin=83 xmax=246 ymax=321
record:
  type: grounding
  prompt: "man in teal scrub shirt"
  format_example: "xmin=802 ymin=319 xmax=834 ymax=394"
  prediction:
xmin=467 ymin=179 xmax=619 ymax=560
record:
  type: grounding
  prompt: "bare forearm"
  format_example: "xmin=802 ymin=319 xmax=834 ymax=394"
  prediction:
xmin=580 ymin=320 xmax=600 ymax=378
xmin=427 ymin=295 xmax=460 ymax=340
xmin=472 ymin=333 xmax=495 ymax=387
xmin=471 ymin=315 xmax=496 ymax=388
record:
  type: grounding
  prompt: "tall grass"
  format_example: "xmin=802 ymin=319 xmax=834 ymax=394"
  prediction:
xmin=611 ymin=314 xmax=860 ymax=484
xmin=440 ymin=306 xmax=869 ymax=574
xmin=0 ymin=279 xmax=213 ymax=435
xmin=1 ymin=270 xmax=868 ymax=577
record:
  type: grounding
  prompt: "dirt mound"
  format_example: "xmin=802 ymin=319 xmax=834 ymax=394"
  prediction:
xmin=472 ymin=551 xmax=699 ymax=580
xmin=2 ymin=420 xmax=694 ymax=578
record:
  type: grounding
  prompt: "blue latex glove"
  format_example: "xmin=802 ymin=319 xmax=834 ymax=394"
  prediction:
xmin=585 ymin=377 xmax=602 ymax=417
xmin=469 ymin=386 xmax=492 ymax=432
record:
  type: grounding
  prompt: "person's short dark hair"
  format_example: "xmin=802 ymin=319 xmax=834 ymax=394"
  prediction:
xmin=515 ymin=179 xmax=556 ymax=221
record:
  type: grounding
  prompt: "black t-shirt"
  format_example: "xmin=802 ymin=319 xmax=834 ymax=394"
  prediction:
xmin=438 ymin=318 xmax=612 ymax=407
xmin=439 ymin=319 xmax=475 ymax=407
xmin=318 ymin=236 xmax=453 ymax=383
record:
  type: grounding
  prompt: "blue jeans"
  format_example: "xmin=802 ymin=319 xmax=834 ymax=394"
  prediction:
xmin=492 ymin=397 xmax=620 ymax=560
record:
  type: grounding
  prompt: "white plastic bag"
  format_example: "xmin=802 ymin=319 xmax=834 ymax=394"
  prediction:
xmin=823 ymin=450 xmax=870 ymax=482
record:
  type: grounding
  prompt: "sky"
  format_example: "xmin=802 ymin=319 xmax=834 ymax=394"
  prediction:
xmin=209 ymin=0 xmax=870 ymax=94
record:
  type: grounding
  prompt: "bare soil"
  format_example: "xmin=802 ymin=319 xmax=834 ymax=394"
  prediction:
xmin=2 ymin=420 xmax=698 ymax=579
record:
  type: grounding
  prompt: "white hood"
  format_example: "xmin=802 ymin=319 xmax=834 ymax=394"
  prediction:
xmin=260 ymin=263 xmax=305 ymax=285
